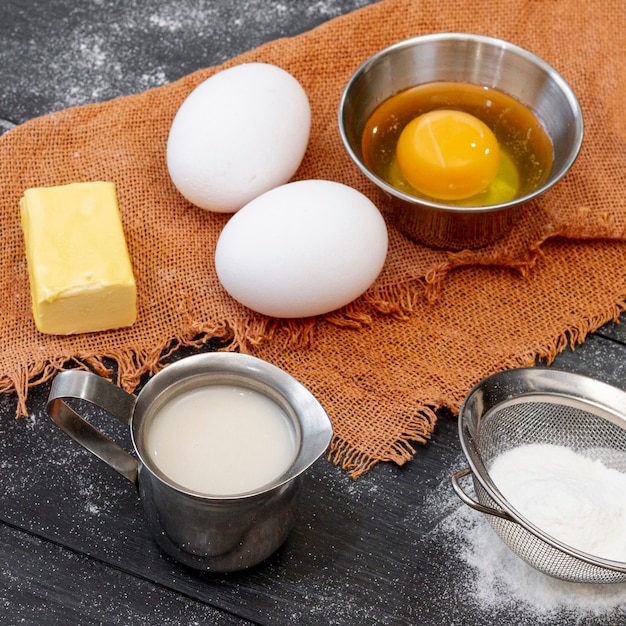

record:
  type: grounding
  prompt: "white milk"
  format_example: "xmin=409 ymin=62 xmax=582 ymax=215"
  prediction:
xmin=145 ymin=384 xmax=297 ymax=496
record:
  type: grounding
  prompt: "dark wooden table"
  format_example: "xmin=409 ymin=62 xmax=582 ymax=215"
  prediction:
xmin=1 ymin=2 xmax=625 ymax=624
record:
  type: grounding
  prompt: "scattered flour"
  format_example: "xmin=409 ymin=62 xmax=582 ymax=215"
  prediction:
xmin=0 ymin=402 xmax=127 ymax=516
xmin=426 ymin=456 xmax=626 ymax=623
xmin=0 ymin=0 xmax=372 ymax=128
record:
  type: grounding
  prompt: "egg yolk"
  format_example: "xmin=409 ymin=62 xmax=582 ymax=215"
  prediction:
xmin=396 ymin=109 xmax=501 ymax=201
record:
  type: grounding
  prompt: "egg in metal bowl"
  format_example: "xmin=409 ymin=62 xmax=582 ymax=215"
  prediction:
xmin=338 ymin=33 xmax=584 ymax=250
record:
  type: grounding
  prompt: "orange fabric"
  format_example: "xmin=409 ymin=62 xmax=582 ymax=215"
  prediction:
xmin=1 ymin=0 xmax=625 ymax=477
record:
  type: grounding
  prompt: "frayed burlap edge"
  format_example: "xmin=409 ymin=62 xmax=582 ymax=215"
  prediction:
xmin=4 ymin=224 xmax=626 ymax=480
xmin=324 ymin=276 xmax=626 ymax=479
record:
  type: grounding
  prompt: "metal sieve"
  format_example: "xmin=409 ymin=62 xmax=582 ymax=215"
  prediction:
xmin=451 ymin=367 xmax=626 ymax=584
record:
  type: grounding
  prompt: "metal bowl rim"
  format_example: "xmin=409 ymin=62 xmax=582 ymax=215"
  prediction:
xmin=338 ymin=32 xmax=584 ymax=215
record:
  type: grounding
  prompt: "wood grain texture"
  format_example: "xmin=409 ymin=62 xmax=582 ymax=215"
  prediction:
xmin=0 ymin=523 xmax=249 ymax=625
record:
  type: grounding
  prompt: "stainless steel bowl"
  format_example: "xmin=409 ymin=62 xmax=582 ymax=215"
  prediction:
xmin=338 ymin=33 xmax=584 ymax=250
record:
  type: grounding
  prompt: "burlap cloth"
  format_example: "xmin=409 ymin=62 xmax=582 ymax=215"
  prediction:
xmin=2 ymin=0 xmax=626 ymax=477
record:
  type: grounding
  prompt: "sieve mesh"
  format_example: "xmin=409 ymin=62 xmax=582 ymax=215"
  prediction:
xmin=478 ymin=400 xmax=626 ymax=465
xmin=459 ymin=369 xmax=626 ymax=584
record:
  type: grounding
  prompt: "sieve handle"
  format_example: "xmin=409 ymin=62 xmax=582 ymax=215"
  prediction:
xmin=450 ymin=467 xmax=515 ymax=522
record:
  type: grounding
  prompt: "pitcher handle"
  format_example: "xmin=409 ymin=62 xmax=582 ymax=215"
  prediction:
xmin=47 ymin=370 xmax=139 ymax=485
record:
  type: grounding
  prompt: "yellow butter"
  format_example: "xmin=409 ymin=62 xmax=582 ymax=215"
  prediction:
xmin=20 ymin=181 xmax=137 ymax=335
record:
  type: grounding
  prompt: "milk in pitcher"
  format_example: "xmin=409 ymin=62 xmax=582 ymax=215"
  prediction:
xmin=145 ymin=384 xmax=297 ymax=495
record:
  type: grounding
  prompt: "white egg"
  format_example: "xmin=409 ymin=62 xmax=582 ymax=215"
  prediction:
xmin=166 ymin=62 xmax=311 ymax=213
xmin=215 ymin=180 xmax=388 ymax=318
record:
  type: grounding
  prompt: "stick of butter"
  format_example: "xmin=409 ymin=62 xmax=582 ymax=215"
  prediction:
xmin=20 ymin=181 xmax=137 ymax=335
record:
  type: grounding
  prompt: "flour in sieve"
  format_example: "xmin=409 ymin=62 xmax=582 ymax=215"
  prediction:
xmin=489 ymin=443 xmax=626 ymax=562
xmin=423 ymin=455 xmax=626 ymax=624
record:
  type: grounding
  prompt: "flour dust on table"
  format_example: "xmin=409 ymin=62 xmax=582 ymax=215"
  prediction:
xmin=0 ymin=0 xmax=371 ymax=129
xmin=0 ymin=395 xmax=133 ymax=524
xmin=422 ymin=457 xmax=626 ymax=624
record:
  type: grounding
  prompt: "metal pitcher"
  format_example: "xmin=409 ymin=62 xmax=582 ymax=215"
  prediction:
xmin=47 ymin=352 xmax=333 ymax=572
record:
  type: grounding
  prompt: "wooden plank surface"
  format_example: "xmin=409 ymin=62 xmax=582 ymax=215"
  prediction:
xmin=1 ymin=1 xmax=626 ymax=625
xmin=0 ymin=521 xmax=250 ymax=625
